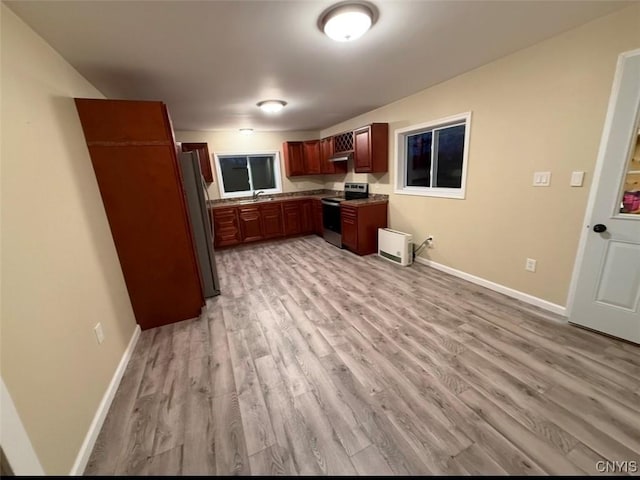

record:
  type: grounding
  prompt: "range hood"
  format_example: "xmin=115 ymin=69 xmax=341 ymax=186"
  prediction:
xmin=329 ymin=152 xmax=352 ymax=162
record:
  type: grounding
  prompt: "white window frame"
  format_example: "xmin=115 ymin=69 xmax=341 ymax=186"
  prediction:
xmin=214 ymin=151 xmax=283 ymax=199
xmin=394 ymin=111 xmax=471 ymax=199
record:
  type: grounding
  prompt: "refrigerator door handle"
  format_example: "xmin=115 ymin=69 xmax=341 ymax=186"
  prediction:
xmin=202 ymin=175 xmax=215 ymax=241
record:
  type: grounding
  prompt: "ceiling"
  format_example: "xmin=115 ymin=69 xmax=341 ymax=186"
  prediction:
xmin=5 ymin=0 xmax=630 ymax=132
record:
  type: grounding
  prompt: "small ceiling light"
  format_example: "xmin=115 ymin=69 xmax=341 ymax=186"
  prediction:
xmin=257 ymin=100 xmax=287 ymax=113
xmin=320 ymin=3 xmax=375 ymax=42
xmin=239 ymin=128 xmax=254 ymax=135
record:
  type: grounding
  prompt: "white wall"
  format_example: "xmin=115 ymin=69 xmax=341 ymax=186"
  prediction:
xmin=175 ymin=130 xmax=326 ymax=199
xmin=321 ymin=4 xmax=640 ymax=307
xmin=1 ymin=5 xmax=138 ymax=474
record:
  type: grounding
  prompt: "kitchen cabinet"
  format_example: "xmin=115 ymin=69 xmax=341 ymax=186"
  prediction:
xmin=299 ymin=200 xmax=314 ymax=234
xmin=284 ymin=135 xmax=353 ymax=176
xmin=341 ymin=206 xmax=358 ymax=252
xmin=181 ymin=142 xmax=213 ymax=183
xmin=74 ymin=98 xmax=204 ymax=330
xmin=211 ymin=207 xmax=241 ymax=247
xmin=283 ymin=201 xmax=302 ymax=235
xmin=354 ymin=123 xmax=389 ymax=173
xmin=312 ymin=199 xmax=323 ymax=236
xmin=303 ymin=140 xmax=322 ymax=174
xmin=260 ymin=203 xmax=284 ymax=239
xmin=283 ymin=141 xmax=305 ymax=176
xmin=320 ymin=136 xmax=347 ymax=175
xmin=211 ymin=197 xmax=317 ymax=246
xmin=238 ymin=206 xmax=264 ymax=243
xmin=341 ymin=202 xmax=388 ymax=255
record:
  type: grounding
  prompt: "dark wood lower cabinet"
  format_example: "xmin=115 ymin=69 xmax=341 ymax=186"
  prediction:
xmin=212 ymin=199 xmax=387 ymax=253
xmin=211 ymin=198 xmax=318 ymax=247
xmin=300 ymin=200 xmax=314 ymax=234
xmin=238 ymin=206 xmax=263 ymax=243
xmin=312 ymin=199 xmax=323 ymax=236
xmin=283 ymin=202 xmax=302 ymax=236
xmin=341 ymin=206 xmax=358 ymax=252
xmin=211 ymin=207 xmax=241 ymax=247
xmin=261 ymin=204 xmax=284 ymax=239
xmin=341 ymin=202 xmax=388 ymax=255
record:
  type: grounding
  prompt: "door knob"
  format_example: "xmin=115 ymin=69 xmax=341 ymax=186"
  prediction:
xmin=593 ymin=224 xmax=607 ymax=233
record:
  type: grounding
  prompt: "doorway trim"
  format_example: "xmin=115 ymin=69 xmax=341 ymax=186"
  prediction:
xmin=566 ymin=48 xmax=640 ymax=317
xmin=0 ymin=377 xmax=44 ymax=475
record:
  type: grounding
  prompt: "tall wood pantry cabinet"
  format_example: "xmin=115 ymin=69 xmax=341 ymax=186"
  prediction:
xmin=74 ymin=98 xmax=204 ymax=330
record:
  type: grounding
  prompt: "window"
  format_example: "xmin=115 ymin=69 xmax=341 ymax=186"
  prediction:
xmin=214 ymin=152 xmax=282 ymax=198
xmin=395 ymin=112 xmax=471 ymax=199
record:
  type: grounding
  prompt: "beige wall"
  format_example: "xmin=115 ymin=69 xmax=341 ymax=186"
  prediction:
xmin=321 ymin=5 xmax=640 ymax=307
xmin=175 ymin=130 xmax=326 ymax=199
xmin=1 ymin=5 xmax=137 ymax=474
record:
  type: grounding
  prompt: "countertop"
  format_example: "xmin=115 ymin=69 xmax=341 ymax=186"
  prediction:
xmin=209 ymin=190 xmax=388 ymax=209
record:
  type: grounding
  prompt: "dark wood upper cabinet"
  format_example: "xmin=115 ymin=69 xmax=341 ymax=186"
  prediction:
xmin=181 ymin=142 xmax=214 ymax=183
xmin=320 ymin=137 xmax=334 ymax=174
xmin=283 ymin=141 xmax=305 ymax=176
xmin=74 ymin=98 xmax=204 ymax=330
xmin=320 ymin=136 xmax=346 ymax=175
xmin=354 ymin=123 xmax=389 ymax=173
xmin=74 ymin=99 xmax=173 ymax=143
xmin=303 ymin=140 xmax=322 ymax=174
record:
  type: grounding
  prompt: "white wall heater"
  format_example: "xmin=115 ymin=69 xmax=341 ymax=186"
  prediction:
xmin=378 ymin=228 xmax=413 ymax=266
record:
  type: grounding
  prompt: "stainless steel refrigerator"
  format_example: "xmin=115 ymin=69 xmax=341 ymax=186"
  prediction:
xmin=179 ymin=151 xmax=221 ymax=298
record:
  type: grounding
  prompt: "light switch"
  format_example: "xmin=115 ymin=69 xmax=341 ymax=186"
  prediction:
xmin=533 ymin=171 xmax=551 ymax=187
xmin=570 ymin=171 xmax=585 ymax=187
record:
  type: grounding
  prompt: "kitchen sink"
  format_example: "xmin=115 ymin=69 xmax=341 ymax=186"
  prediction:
xmin=235 ymin=197 xmax=275 ymax=205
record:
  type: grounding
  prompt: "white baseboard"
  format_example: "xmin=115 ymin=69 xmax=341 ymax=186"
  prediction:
xmin=414 ymin=257 xmax=567 ymax=317
xmin=1 ymin=377 xmax=45 ymax=475
xmin=69 ymin=324 xmax=141 ymax=476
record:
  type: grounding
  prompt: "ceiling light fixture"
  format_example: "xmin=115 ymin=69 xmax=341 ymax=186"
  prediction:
xmin=257 ymin=100 xmax=287 ymax=113
xmin=239 ymin=128 xmax=254 ymax=135
xmin=320 ymin=2 xmax=376 ymax=42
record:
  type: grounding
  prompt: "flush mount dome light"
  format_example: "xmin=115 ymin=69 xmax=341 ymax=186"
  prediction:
xmin=239 ymin=128 xmax=254 ymax=134
xmin=257 ymin=100 xmax=287 ymax=113
xmin=320 ymin=2 xmax=376 ymax=42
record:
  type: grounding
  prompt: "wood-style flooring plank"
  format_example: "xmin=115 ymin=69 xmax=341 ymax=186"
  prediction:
xmin=86 ymin=235 xmax=640 ymax=476
xmin=211 ymin=392 xmax=250 ymax=475
xmin=458 ymin=388 xmax=585 ymax=475
xmin=83 ymin=329 xmax=154 ymax=475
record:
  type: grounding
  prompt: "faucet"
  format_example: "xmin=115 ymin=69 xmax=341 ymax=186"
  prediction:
xmin=252 ymin=190 xmax=264 ymax=201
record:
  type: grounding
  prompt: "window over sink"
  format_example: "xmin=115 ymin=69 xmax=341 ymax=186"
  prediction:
xmin=394 ymin=112 xmax=471 ymax=199
xmin=214 ymin=152 xmax=282 ymax=198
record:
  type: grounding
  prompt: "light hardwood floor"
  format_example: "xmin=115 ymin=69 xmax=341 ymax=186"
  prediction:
xmin=84 ymin=235 xmax=640 ymax=475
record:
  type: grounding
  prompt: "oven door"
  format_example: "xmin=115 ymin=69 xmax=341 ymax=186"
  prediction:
xmin=322 ymin=200 xmax=342 ymax=248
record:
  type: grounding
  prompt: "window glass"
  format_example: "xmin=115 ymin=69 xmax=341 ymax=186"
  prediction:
xmin=216 ymin=152 xmax=281 ymax=198
xmin=219 ymin=156 xmax=250 ymax=192
xmin=406 ymin=131 xmax=432 ymax=187
xmin=250 ymin=156 xmax=276 ymax=190
xmin=395 ymin=113 xmax=470 ymax=199
xmin=435 ymin=125 xmax=465 ymax=188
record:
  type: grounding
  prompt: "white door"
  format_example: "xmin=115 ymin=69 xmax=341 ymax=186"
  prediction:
xmin=570 ymin=49 xmax=640 ymax=344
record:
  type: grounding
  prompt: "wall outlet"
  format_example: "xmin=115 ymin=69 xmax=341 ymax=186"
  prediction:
xmin=525 ymin=258 xmax=537 ymax=272
xmin=94 ymin=323 xmax=105 ymax=344
xmin=427 ymin=235 xmax=434 ymax=248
